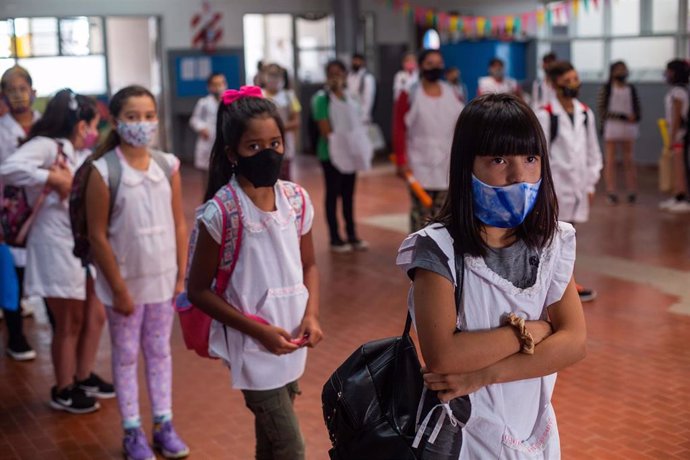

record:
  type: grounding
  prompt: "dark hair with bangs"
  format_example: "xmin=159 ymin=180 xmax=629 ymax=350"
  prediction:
xmin=204 ymin=95 xmax=284 ymax=201
xmin=434 ymin=93 xmax=559 ymax=257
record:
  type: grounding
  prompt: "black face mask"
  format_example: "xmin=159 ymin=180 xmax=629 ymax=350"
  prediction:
xmin=613 ymin=74 xmax=628 ymax=82
xmin=423 ymin=67 xmax=445 ymax=82
xmin=351 ymin=64 xmax=362 ymax=72
xmin=236 ymin=148 xmax=284 ymax=188
xmin=559 ymin=85 xmax=580 ymax=99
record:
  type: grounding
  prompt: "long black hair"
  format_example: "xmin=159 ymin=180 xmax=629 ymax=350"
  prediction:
xmin=204 ymin=95 xmax=284 ymax=201
xmin=94 ymin=85 xmax=157 ymax=159
xmin=433 ymin=93 xmax=559 ymax=257
xmin=26 ymin=89 xmax=97 ymax=142
xmin=666 ymin=59 xmax=690 ymax=85
xmin=607 ymin=60 xmax=627 ymax=85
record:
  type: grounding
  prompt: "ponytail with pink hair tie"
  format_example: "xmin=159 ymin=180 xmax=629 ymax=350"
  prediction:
xmin=222 ymin=86 xmax=264 ymax=105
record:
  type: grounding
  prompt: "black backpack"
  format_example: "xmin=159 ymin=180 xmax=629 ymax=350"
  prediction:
xmin=322 ymin=246 xmax=466 ymax=459
xmin=543 ymin=103 xmax=589 ymax=143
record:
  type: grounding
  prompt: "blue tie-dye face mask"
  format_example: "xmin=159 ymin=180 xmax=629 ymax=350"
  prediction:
xmin=471 ymin=175 xmax=541 ymax=228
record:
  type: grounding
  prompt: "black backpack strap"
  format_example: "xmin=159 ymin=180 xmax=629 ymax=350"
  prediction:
xmin=550 ymin=113 xmax=559 ymax=144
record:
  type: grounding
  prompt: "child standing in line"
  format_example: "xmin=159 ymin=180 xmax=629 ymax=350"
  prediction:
xmin=537 ymin=61 xmax=602 ymax=303
xmin=659 ymin=59 xmax=690 ymax=213
xmin=0 ymin=89 xmax=113 ymax=413
xmin=262 ymin=63 xmax=302 ymax=181
xmin=397 ymin=94 xmax=586 ymax=458
xmin=190 ymin=72 xmax=227 ymax=171
xmin=187 ymin=86 xmax=323 ymax=460
xmin=0 ymin=65 xmax=41 ymax=360
xmin=85 ymin=85 xmax=189 ymax=460
xmin=597 ymin=61 xmax=641 ymax=205
xmin=312 ymin=60 xmax=370 ymax=252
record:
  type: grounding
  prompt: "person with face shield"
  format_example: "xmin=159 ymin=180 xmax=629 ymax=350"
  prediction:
xmin=262 ymin=64 xmax=302 ymax=180
xmin=393 ymin=49 xmax=464 ymax=232
xmin=0 ymin=66 xmax=42 ymax=361
xmin=189 ymin=72 xmax=227 ymax=171
xmin=537 ymin=61 xmax=602 ymax=303
xmin=478 ymin=58 xmax=521 ymax=97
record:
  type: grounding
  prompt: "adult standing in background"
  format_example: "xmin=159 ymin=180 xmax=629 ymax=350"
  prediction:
xmin=347 ymin=53 xmax=377 ymax=124
xmin=597 ymin=61 xmax=641 ymax=205
xmin=393 ymin=49 xmax=464 ymax=232
xmin=478 ymin=58 xmax=521 ymax=97
xmin=532 ymin=52 xmax=557 ymax=109
xmin=445 ymin=66 xmax=468 ymax=104
xmin=393 ymin=52 xmax=419 ymax=100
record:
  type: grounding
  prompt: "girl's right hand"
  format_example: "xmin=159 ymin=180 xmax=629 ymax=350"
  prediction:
xmin=113 ymin=288 xmax=135 ymax=316
xmin=47 ymin=163 xmax=73 ymax=200
xmin=257 ymin=325 xmax=300 ymax=355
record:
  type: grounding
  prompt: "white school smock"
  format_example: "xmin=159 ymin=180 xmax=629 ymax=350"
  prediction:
xmin=0 ymin=111 xmax=41 ymax=267
xmin=0 ymin=136 xmax=86 ymax=300
xmin=92 ymin=148 xmax=180 ymax=306
xmin=397 ymin=222 xmax=576 ymax=459
xmin=347 ymin=68 xmax=377 ymax=123
xmin=404 ymin=82 xmax=464 ymax=191
xmin=531 ymin=79 xmax=555 ymax=111
xmin=327 ymin=92 xmax=373 ymax=173
xmin=478 ymin=76 xmax=520 ymax=96
xmin=201 ymin=177 xmax=315 ymax=391
xmin=664 ymin=86 xmax=689 ymax=145
xmin=189 ymin=94 xmax=220 ymax=170
xmin=394 ymin=70 xmax=419 ymax=100
xmin=603 ymin=86 xmax=639 ymax=141
xmin=537 ymin=98 xmax=602 ymax=223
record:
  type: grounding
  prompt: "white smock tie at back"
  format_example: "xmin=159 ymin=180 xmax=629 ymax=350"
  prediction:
xmin=412 ymin=386 xmax=464 ymax=449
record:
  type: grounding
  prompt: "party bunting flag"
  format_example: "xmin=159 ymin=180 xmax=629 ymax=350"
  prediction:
xmin=506 ymin=16 xmax=515 ymax=35
xmin=476 ymin=17 xmax=486 ymax=36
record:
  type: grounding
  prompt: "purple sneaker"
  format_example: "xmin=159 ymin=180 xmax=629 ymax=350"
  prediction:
xmin=123 ymin=428 xmax=155 ymax=460
xmin=153 ymin=421 xmax=190 ymax=459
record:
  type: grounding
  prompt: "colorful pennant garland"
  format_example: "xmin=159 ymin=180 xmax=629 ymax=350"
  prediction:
xmin=376 ymin=0 xmax=604 ymax=39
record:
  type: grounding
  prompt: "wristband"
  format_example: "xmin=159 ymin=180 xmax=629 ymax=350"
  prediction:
xmin=505 ymin=313 xmax=536 ymax=355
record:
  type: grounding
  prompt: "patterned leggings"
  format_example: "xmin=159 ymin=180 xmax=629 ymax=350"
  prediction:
xmin=106 ymin=300 xmax=174 ymax=427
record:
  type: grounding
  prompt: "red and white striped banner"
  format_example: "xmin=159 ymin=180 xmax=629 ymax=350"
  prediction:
xmin=191 ymin=0 xmax=223 ymax=52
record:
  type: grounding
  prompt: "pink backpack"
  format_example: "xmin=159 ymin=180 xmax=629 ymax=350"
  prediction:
xmin=176 ymin=180 xmax=306 ymax=358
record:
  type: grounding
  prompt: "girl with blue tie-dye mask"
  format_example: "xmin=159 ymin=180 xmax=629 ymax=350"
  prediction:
xmin=396 ymin=93 xmax=586 ymax=458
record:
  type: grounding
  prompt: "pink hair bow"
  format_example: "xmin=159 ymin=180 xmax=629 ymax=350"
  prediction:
xmin=222 ymin=86 xmax=264 ymax=105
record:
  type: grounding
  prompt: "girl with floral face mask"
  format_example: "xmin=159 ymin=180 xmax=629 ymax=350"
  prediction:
xmin=396 ymin=94 xmax=586 ymax=458
xmin=0 ymin=89 xmax=112 ymax=414
xmin=85 ymin=85 xmax=189 ymax=460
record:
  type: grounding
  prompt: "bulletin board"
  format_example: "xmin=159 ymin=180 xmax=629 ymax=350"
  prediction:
xmin=168 ymin=48 xmax=244 ymax=99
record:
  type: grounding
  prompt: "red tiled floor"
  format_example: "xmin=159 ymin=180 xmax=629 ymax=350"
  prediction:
xmin=0 ymin=158 xmax=689 ymax=459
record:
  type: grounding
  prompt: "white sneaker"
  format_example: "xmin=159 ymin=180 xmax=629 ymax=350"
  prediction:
xmin=659 ymin=197 xmax=678 ymax=210
xmin=668 ymin=200 xmax=690 ymax=214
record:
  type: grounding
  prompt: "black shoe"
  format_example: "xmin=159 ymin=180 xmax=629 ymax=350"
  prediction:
xmin=577 ymin=286 xmax=598 ymax=303
xmin=6 ymin=335 xmax=36 ymax=361
xmin=627 ymin=193 xmax=637 ymax=205
xmin=77 ymin=372 xmax=115 ymax=399
xmin=606 ymin=194 xmax=619 ymax=205
xmin=50 ymin=385 xmax=100 ymax=414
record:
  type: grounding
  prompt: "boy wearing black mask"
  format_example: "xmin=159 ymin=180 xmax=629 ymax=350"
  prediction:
xmin=393 ymin=49 xmax=464 ymax=231
xmin=538 ymin=61 xmax=603 ymax=303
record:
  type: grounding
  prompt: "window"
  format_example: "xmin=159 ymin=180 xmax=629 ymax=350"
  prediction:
xmin=19 ymin=55 xmax=107 ymax=95
xmin=610 ymin=37 xmax=675 ymax=79
xmin=0 ymin=20 xmax=13 ymax=58
xmin=575 ymin=3 xmax=604 ymax=37
xmin=611 ymin=0 xmax=640 ymax=36
xmin=571 ymin=40 xmax=605 ymax=79
xmin=296 ymin=15 xmax=335 ymax=83
xmin=60 ymin=17 xmax=103 ymax=56
xmin=652 ymin=0 xmax=678 ymax=33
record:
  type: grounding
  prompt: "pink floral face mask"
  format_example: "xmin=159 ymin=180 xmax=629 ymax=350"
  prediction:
xmin=116 ymin=121 xmax=158 ymax=147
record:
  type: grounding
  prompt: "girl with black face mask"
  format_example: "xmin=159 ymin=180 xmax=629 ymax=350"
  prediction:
xmin=393 ymin=49 xmax=465 ymax=232
xmin=596 ymin=60 xmax=641 ymax=205
xmin=186 ymin=86 xmax=323 ymax=460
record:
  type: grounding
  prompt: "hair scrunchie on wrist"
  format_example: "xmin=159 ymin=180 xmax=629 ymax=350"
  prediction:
xmin=505 ymin=313 xmax=535 ymax=355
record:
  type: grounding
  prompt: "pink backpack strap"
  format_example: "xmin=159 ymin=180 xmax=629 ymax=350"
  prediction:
xmin=280 ymin=181 xmax=307 ymax=238
xmin=213 ymin=182 xmax=243 ymax=294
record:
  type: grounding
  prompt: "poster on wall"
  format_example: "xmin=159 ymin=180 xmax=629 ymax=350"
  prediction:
xmin=174 ymin=54 xmax=241 ymax=97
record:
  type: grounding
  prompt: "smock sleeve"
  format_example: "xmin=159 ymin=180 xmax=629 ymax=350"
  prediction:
xmin=299 ymin=186 xmax=314 ymax=236
xmin=545 ymin=222 xmax=577 ymax=307
xmin=396 ymin=232 xmax=453 ymax=284
xmin=197 ymin=199 xmax=223 ymax=245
